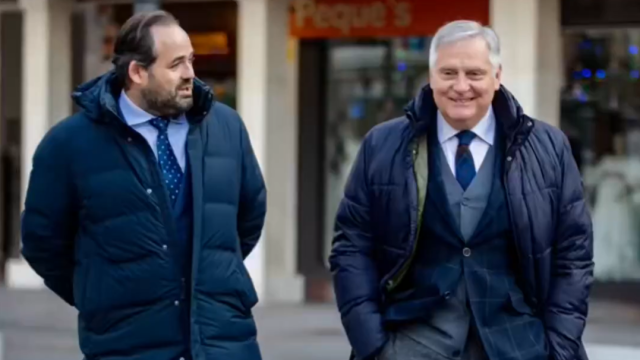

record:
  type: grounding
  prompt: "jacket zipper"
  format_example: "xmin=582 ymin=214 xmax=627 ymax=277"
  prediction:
xmin=387 ymin=149 xmax=424 ymax=292
xmin=386 ymin=139 xmax=423 ymax=292
xmin=502 ymin=120 xmax=539 ymax=310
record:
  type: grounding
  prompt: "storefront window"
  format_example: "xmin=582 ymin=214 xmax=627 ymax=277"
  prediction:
xmin=562 ymin=28 xmax=640 ymax=282
xmin=323 ymin=37 xmax=431 ymax=259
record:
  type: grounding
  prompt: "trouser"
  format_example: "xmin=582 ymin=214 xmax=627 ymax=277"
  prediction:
xmin=377 ymin=323 xmax=488 ymax=360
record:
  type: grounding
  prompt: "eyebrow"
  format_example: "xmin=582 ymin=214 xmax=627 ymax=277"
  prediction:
xmin=439 ymin=67 xmax=488 ymax=73
xmin=438 ymin=67 xmax=458 ymax=73
xmin=466 ymin=68 xmax=488 ymax=73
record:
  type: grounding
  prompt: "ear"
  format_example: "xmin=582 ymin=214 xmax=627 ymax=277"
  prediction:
xmin=127 ymin=61 xmax=148 ymax=87
xmin=494 ymin=65 xmax=502 ymax=90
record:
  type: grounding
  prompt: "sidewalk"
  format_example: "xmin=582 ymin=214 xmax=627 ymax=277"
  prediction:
xmin=0 ymin=288 xmax=639 ymax=360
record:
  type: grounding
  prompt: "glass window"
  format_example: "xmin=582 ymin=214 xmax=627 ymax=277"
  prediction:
xmin=323 ymin=37 xmax=431 ymax=261
xmin=562 ymin=28 xmax=640 ymax=282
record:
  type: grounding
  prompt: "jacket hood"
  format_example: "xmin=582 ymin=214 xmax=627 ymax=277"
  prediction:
xmin=404 ymin=84 xmax=527 ymax=139
xmin=71 ymin=70 xmax=215 ymax=124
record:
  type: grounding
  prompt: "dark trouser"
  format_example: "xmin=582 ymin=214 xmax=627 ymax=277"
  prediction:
xmin=377 ymin=323 xmax=488 ymax=360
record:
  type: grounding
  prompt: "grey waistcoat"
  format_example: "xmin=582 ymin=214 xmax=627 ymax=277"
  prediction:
xmin=379 ymin=144 xmax=494 ymax=360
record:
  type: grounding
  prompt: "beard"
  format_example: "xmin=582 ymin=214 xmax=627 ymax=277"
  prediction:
xmin=141 ymin=80 xmax=193 ymax=118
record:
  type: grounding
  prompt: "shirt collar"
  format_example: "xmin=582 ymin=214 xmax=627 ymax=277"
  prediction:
xmin=437 ymin=107 xmax=495 ymax=146
xmin=118 ymin=90 xmax=187 ymax=126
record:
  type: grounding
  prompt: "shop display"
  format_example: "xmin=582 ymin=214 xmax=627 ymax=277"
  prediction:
xmin=562 ymin=29 xmax=640 ymax=281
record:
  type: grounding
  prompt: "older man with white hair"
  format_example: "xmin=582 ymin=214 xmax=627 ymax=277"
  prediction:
xmin=330 ymin=20 xmax=593 ymax=360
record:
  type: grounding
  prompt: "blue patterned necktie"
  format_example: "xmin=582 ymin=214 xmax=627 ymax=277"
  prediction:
xmin=150 ymin=117 xmax=184 ymax=205
xmin=455 ymin=130 xmax=477 ymax=190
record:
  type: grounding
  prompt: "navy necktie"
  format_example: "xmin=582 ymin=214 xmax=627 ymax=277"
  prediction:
xmin=150 ymin=117 xmax=184 ymax=205
xmin=455 ymin=130 xmax=477 ymax=190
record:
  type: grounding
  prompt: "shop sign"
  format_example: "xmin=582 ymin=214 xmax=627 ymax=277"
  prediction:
xmin=189 ymin=32 xmax=230 ymax=55
xmin=289 ymin=0 xmax=489 ymax=38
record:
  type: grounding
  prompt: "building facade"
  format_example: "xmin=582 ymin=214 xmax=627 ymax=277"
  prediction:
xmin=0 ymin=0 xmax=637 ymax=304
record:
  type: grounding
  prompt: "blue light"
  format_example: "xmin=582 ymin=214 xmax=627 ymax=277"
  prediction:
xmin=630 ymin=45 xmax=639 ymax=55
xmin=397 ymin=62 xmax=407 ymax=72
xmin=579 ymin=41 xmax=592 ymax=50
xmin=349 ymin=102 xmax=365 ymax=119
xmin=578 ymin=93 xmax=588 ymax=103
xmin=596 ymin=69 xmax=606 ymax=79
xmin=581 ymin=69 xmax=592 ymax=78
xmin=595 ymin=45 xmax=603 ymax=55
xmin=631 ymin=70 xmax=640 ymax=79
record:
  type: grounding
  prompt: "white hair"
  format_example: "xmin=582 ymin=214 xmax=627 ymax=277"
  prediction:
xmin=429 ymin=20 xmax=501 ymax=75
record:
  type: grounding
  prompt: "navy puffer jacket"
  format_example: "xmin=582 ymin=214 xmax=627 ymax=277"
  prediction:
xmin=21 ymin=71 xmax=266 ymax=360
xmin=330 ymin=85 xmax=594 ymax=360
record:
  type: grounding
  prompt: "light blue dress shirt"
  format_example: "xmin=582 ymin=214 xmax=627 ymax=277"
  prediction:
xmin=118 ymin=91 xmax=189 ymax=171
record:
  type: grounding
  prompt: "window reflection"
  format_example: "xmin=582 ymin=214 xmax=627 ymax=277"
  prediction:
xmin=562 ymin=29 xmax=640 ymax=281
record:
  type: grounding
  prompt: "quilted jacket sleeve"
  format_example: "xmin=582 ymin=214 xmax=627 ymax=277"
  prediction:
xmin=545 ymin=134 xmax=594 ymax=360
xmin=21 ymin=127 xmax=78 ymax=306
xmin=329 ymin=136 xmax=387 ymax=360
xmin=236 ymin=117 xmax=267 ymax=260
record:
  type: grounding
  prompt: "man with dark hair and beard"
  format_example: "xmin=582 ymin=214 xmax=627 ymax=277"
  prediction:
xmin=21 ymin=11 xmax=266 ymax=360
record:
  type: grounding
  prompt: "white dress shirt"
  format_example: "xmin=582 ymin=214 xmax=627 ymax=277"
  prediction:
xmin=437 ymin=108 xmax=496 ymax=177
xmin=118 ymin=91 xmax=189 ymax=171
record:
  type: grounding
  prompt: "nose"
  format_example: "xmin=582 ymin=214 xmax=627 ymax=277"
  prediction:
xmin=452 ymin=74 xmax=471 ymax=92
xmin=183 ymin=62 xmax=195 ymax=80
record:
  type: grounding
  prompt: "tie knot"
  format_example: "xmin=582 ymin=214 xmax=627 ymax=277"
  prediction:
xmin=456 ymin=130 xmax=476 ymax=146
xmin=150 ymin=117 xmax=170 ymax=133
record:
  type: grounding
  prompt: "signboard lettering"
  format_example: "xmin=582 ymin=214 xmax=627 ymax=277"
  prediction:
xmin=289 ymin=0 xmax=489 ymax=38
xmin=292 ymin=0 xmax=412 ymax=35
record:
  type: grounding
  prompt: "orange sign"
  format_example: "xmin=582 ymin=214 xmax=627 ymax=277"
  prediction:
xmin=289 ymin=0 xmax=490 ymax=38
xmin=189 ymin=32 xmax=230 ymax=55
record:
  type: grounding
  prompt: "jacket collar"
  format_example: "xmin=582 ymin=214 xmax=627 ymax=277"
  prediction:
xmin=405 ymin=85 xmax=529 ymax=145
xmin=71 ymin=70 xmax=215 ymax=125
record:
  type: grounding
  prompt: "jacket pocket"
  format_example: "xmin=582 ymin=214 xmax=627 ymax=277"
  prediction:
xmin=506 ymin=292 xmax=535 ymax=316
xmin=234 ymin=264 xmax=259 ymax=312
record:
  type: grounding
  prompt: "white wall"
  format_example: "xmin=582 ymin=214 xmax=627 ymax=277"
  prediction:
xmin=491 ymin=0 xmax=562 ymax=126
xmin=237 ymin=0 xmax=304 ymax=304
xmin=7 ymin=0 xmax=73 ymax=288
